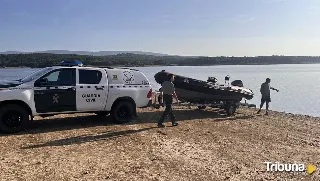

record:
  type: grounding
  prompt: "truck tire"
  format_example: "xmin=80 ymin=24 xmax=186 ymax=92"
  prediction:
xmin=0 ymin=104 xmax=30 ymax=133
xmin=111 ymin=101 xmax=134 ymax=124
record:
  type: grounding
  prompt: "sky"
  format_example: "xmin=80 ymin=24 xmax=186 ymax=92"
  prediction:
xmin=0 ymin=0 xmax=320 ymax=56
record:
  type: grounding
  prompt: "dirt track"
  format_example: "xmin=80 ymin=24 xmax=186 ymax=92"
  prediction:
xmin=0 ymin=106 xmax=319 ymax=181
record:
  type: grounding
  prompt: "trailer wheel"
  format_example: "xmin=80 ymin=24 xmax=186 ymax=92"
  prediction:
xmin=0 ymin=104 xmax=30 ymax=133
xmin=198 ymin=105 xmax=206 ymax=110
xmin=225 ymin=104 xmax=237 ymax=116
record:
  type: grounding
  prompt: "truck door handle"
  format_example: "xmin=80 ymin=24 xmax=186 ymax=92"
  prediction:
xmin=96 ymin=87 xmax=104 ymax=90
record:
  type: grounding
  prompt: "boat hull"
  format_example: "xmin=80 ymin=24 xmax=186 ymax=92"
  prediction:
xmin=154 ymin=71 xmax=254 ymax=102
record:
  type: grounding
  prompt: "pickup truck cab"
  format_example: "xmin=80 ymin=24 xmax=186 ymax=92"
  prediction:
xmin=0 ymin=61 xmax=152 ymax=133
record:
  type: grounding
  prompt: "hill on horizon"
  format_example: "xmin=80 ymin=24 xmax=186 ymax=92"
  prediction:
xmin=0 ymin=50 xmax=172 ymax=57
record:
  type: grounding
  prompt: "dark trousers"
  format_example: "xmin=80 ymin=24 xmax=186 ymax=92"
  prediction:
xmin=158 ymin=94 xmax=176 ymax=124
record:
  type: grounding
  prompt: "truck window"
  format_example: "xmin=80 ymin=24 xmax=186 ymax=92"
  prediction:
xmin=20 ymin=67 xmax=54 ymax=83
xmin=79 ymin=69 xmax=102 ymax=84
xmin=38 ymin=68 xmax=75 ymax=86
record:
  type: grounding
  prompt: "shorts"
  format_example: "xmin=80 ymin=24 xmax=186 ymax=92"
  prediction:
xmin=261 ymin=96 xmax=271 ymax=103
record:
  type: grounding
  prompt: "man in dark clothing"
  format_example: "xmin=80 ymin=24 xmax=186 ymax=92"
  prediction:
xmin=158 ymin=74 xmax=179 ymax=127
xmin=257 ymin=78 xmax=279 ymax=115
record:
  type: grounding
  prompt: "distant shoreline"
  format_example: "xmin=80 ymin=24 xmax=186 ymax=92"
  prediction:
xmin=2 ymin=53 xmax=320 ymax=68
xmin=1 ymin=63 xmax=320 ymax=69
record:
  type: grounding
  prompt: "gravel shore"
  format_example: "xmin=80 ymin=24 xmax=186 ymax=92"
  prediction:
xmin=0 ymin=106 xmax=319 ymax=180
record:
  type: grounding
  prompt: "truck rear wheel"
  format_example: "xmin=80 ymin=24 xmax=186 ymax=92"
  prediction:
xmin=111 ymin=101 xmax=134 ymax=124
xmin=0 ymin=104 xmax=30 ymax=133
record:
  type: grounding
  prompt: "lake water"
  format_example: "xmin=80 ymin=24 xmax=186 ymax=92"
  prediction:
xmin=0 ymin=64 xmax=319 ymax=117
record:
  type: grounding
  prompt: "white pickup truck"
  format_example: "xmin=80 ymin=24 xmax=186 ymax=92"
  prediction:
xmin=0 ymin=61 xmax=153 ymax=133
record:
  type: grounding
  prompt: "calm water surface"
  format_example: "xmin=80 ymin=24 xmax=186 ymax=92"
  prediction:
xmin=0 ymin=64 xmax=319 ymax=117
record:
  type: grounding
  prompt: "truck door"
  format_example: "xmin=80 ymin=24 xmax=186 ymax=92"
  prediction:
xmin=76 ymin=69 xmax=108 ymax=111
xmin=34 ymin=68 xmax=76 ymax=113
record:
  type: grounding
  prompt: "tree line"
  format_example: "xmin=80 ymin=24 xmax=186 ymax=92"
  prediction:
xmin=0 ymin=53 xmax=320 ymax=68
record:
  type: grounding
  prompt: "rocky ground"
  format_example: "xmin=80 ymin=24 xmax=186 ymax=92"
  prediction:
xmin=0 ymin=106 xmax=319 ymax=181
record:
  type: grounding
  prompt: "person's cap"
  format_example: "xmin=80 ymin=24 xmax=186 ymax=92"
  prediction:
xmin=266 ymin=78 xmax=271 ymax=81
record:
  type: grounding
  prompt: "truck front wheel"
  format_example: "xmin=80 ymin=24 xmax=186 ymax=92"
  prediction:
xmin=111 ymin=101 xmax=134 ymax=124
xmin=0 ymin=104 xmax=30 ymax=133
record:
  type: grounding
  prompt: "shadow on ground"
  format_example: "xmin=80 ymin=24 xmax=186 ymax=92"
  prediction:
xmin=0 ymin=108 xmax=254 ymax=136
xmin=22 ymin=127 xmax=156 ymax=149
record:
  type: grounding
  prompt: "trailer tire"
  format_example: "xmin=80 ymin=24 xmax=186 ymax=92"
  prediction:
xmin=225 ymin=104 xmax=237 ymax=116
xmin=0 ymin=104 xmax=30 ymax=133
xmin=111 ymin=101 xmax=134 ymax=124
xmin=198 ymin=105 xmax=206 ymax=110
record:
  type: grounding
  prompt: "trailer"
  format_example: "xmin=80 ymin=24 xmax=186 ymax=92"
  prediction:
xmin=150 ymin=91 xmax=256 ymax=116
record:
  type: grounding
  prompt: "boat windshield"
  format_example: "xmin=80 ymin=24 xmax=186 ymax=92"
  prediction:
xmin=20 ymin=67 xmax=54 ymax=83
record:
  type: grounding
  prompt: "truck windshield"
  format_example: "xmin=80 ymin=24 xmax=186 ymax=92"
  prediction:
xmin=20 ymin=67 xmax=54 ymax=83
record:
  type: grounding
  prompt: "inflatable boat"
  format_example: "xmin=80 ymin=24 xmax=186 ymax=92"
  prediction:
xmin=154 ymin=70 xmax=254 ymax=103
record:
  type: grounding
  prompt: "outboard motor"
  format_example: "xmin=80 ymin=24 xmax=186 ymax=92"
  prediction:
xmin=231 ymin=80 xmax=244 ymax=87
xmin=207 ymin=77 xmax=218 ymax=84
